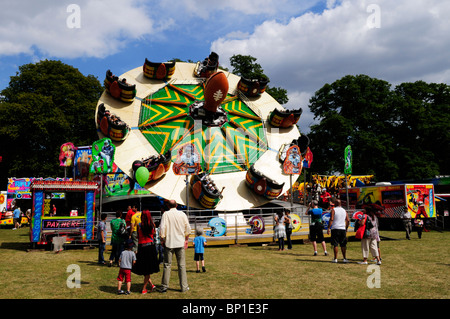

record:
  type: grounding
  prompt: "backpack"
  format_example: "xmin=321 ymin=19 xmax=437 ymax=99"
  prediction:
xmin=118 ymin=221 xmax=128 ymax=238
xmin=363 ymin=215 xmax=374 ymax=238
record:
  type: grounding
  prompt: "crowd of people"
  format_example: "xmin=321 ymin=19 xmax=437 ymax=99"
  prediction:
xmin=97 ymin=200 xmax=205 ymax=295
xmin=96 ymin=195 xmax=426 ymax=295
xmin=272 ymin=198 xmax=376 ymax=263
xmin=273 ymin=196 xmax=425 ymax=265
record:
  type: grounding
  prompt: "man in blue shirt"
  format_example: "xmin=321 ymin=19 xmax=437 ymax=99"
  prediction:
xmin=13 ymin=206 xmax=21 ymax=230
xmin=307 ymin=201 xmax=328 ymax=256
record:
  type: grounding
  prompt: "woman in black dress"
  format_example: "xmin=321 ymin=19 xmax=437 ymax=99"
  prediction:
xmin=132 ymin=210 xmax=160 ymax=294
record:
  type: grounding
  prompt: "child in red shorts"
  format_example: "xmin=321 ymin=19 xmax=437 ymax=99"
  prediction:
xmin=117 ymin=239 xmax=136 ymax=295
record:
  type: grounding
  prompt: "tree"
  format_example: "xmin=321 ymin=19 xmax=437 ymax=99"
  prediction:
xmin=229 ymin=55 xmax=264 ymax=79
xmin=229 ymin=54 xmax=289 ymax=104
xmin=0 ymin=60 xmax=103 ymax=189
xmin=308 ymin=75 xmax=396 ymax=180
xmin=307 ymin=75 xmax=450 ymax=181
xmin=390 ymin=81 xmax=450 ymax=179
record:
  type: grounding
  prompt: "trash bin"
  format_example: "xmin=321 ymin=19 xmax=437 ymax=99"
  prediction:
xmin=53 ymin=236 xmax=67 ymax=252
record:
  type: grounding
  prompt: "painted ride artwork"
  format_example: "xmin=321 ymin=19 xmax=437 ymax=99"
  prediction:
xmin=205 ymin=217 xmax=227 ymax=237
xmin=95 ymin=53 xmax=308 ymax=211
xmin=59 ymin=142 xmax=77 ymax=167
xmin=341 ymin=183 xmax=436 ymax=219
xmin=246 ymin=215 xmax=265 ymax=234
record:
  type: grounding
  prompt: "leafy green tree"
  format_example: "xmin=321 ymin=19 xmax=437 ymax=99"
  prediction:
xmin=307 ymin=75 xmax=450 ymax=181
xmin=0 ymin=60 xmax=103 ymax=188
xmin=229 ymin=54 xmax=289 ymax=104
xmin=230 ymin=55 xmax=265 ymax=79
xmin=390 ymin=81 xmax=450 ymax=179
xmin=266 ymin=86 xmax=289 ymax=105
xmin=308 ymin=75 xmax=399 ymax=180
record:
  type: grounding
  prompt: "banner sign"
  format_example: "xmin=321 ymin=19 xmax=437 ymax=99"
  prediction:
xmin=302 ymin=147 xmax=313 ymax=169
xmin=59 ymin=142 xmax=77 ymax=167
xmin=90 ymin=138 xmax=116 ymax=174
xmin=406 ymin=184 xmax=435 ymax=218
xmin=344 ymin=145 xmax=352 ymax=175
xmin=283 ymin=145 xmax=302 ymax=174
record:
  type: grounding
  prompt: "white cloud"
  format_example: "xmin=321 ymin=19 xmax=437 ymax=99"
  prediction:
xmin=0 ymin=0 xmax=322 ymax=60
xmin=211 ymin=0 xmax=450 ymax=132
xmin=159 ymin=0 xmax=321 ymax=19
xmin=0 ymin=0 xmax=157 ymax=58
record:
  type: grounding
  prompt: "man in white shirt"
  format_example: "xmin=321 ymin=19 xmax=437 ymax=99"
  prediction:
xmin=159 ymin=200 xmax=191 ymax=293
xmin=327 ymin=199 xmax=350 ymax=263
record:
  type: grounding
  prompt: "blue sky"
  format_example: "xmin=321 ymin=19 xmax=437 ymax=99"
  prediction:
xmin=1 ymin=0 xmax=449 ymax=132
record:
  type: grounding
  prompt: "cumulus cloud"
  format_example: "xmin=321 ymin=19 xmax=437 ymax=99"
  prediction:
xmin=0 ymin=0 xmax=320 ymax=60
xmin=159 ymin=0 xmax=321 ymax=19
xmin=0 ymin=0 xmax=158 ymax=58
xmin=211 ymin=0 xmax=450 ymax=131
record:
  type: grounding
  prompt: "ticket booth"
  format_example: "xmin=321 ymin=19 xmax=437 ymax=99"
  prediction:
xmin=30 ymin=180 xmax=98 ymax=247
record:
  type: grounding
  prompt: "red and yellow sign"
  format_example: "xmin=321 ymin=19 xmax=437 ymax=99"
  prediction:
xmin=406 ymin=184 xmax=435 ymax=218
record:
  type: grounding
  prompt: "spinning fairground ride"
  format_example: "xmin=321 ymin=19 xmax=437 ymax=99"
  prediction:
xmin=95 ymin=53 xmax=309 ymax=212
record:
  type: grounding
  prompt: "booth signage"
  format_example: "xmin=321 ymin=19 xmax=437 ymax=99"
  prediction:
xmin=42 ymin=219 xmax=86 ymax=230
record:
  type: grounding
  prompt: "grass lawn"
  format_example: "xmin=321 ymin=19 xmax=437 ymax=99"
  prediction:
xmin=0 ymin=226 xmax=448 ymax=301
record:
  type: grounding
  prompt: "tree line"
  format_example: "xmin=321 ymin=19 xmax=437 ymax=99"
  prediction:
xmin=0 ymin=58 xmax=448 ymax=189
xmin=307 ymin=74 xmax=450 ymax=182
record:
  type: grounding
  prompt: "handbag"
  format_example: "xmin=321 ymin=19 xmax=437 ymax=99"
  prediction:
xmin=355 ymin=216 xmax=367 ymax=240
xmin=284 ymin=215 xmax=293 ymax=229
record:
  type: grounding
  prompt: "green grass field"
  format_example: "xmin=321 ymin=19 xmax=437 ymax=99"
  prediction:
xmin=0 ymin=226 xmax=448 ymax=300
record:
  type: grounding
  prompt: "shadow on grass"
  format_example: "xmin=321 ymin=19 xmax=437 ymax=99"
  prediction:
xmin=251 ymin=246 xmax=314 ymax=257
xmin=99 ymin=283 xmax=178 ymax=295
xmin=0 ymin=241 xmax=33 ymax=252
xmin=436 ymin=263 xmax=450 ymax=267
xmin=77 ymin=260 xmax=111 ymax=267
xmin=294 ymin=258 xmax=368 ymax=264
xmin=250 ymin=246 xmax=376 ymax=264
xmin=379 ymin=235 xmax=404 ymax=241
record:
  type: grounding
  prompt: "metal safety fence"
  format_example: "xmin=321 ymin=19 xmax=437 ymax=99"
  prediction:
xmin=103 ymin=206 xmax=359 ymax=247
